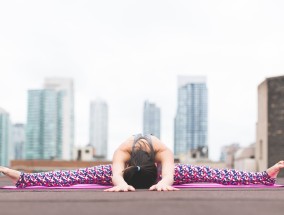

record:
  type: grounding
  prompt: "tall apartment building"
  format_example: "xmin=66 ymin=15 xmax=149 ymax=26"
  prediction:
xmin=0 ymin=108 xmax=11 ymax=166
xmin=25 ymin=78 xmax=74 ymax=160
xmin=174 ymin=76 xmax=208 ymax=158
xmin=89 ymin=99 xmax=108 ymax=159
xmin=44 ymin=78 xmax=74 ymax=160
xmin=256 ymin=76 xmax=284 ymax=177
xmin=143 ymin=100 xmax=161 ymax=138
xmin=26 ymin=90 xmax=57 ymax=159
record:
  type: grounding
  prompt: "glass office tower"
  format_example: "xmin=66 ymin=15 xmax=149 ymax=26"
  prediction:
xmin=25 ymin=90 xmax=58 ymax=159
xmin=89 ymin=99 xmax=108 ymax=159
xmin=143 ymin=101 xmax=161 ymax=138
xmin=25 ymin=78 xmax=74 ymax=160
xmin=12 ymin=123 xmax=25 ymax=160
xmin=0 ymin=108 xmax=11 ymax=166
xmin=174 ymin=76 xmax=208 ymax=157
xmin=44 ymin=78 xmax=74 ymax=160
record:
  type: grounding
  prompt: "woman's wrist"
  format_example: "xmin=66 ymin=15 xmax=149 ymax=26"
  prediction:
xmin=112 ymin=174 xmax=128 ymax=186
xmin=159 ymin=176 xmax=174 ymax=185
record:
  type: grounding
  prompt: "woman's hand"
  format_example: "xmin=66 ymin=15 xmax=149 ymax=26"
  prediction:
xmin=104 ymin=183 xmax=135 ymax=192
xmin=149 ymin=181 xmax=179 ymax=191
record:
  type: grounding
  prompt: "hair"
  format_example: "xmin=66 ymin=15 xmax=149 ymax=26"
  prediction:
xmin=123 ymin=139 xmax=158 ymax=189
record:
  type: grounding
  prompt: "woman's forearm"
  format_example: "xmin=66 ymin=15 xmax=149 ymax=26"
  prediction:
xmin=111 ymin=147 xmax=131 ymax=186
xmin=160 ymin=174 xmax=174 ymax=185
xmin=112 ymin=174 xmax=128 ymax=186
xmin=159 ymin=149 xmax=175 ymax=185
xmin=161 ymin=163 xmax=175 ymax=185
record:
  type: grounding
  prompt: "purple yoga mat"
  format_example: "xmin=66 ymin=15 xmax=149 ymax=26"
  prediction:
xmin=1 ymin=183 xmax=283 ymax=190
xmin=173 ymin=183 xmax=284 ymax=188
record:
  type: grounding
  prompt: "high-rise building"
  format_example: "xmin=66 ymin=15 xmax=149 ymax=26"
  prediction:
xmin=12 ymin=123 xmax=25 ymax=160
xmin=174 ymin=76 xmax=208 ymax=158
xmin=256 ymin=76 xmax=284 ymax=177
xmin=44 ymin=78 xmax=74 ymax=160
xmin=143 ymin=101 xmax=161 ymax=138
xmin=26 ymin=90 xmax=58 ymax=159
xmin=89 ymin=99 xmax=108 ymax=159
xmin=0 ymin=108 xmax=11 ymax=166
xmin=25 ymin=78 xmax=74 ymax=160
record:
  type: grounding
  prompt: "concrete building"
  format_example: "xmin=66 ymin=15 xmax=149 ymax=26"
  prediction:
xmin=256 ymin=76 xmax=284 ymax=177
xmin=234 ymin=144 xmax=256 ymax=172
xmin=220 ymin=143 xmax=240 ymax=168
xmin=178 ymin=153 xmax=225 ymax=169
xmin=143 ymin=100 xmax=161 ymax=138
xmin=73 ymin=146 xmax=96 ymax=161
xmin=44 ymin=78 xmax=74 ymax=160
xmin=174 ymin=76 xmax=208 ymax=158
xmin=10 ymin=160 xmax=111 ymax=173
xmin=0 ymin=108 xmax=11 ymax=167
xmin=89 ymin=99 xmax=108 ymax=159
xmin=12 ymin=123 xmax=25 ymax=160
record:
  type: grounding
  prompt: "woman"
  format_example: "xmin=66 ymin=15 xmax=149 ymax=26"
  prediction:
xmin=1 ymin=134 xmax=283 ymax=191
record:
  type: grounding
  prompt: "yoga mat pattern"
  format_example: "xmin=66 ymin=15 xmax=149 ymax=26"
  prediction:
xmin=1 ymin=183 xmax=283 ymax=190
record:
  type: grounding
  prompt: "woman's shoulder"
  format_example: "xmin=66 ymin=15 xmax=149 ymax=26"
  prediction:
xmin=150 ymin=135 xmax=168 ymax=152
xmin=116 ymin=134 xmax=169 ymax=154
xmin=117 ymin=135 xmax=135 ymax=153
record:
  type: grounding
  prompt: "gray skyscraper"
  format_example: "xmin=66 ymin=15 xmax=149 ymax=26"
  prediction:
xmin=25 ymin=78 xmax=74 ymax=160
xmin=89 ymin=99 xmax=108 ymax=158
xmin=143 ymin=101 xmax=161 ymax=138
xmin=26 ymin=90 xmax=58 ymax=159
xmin=256 ymin=76 xmax=284 ymax=177
xmin=44 ymin=78 xmax=74 ymax=160
xmin=174 ymin=76 xmax=208 ymax=158
xmin=0 ymin=108 xmax=11 ymax=166
xmin=12 ymin=123 xmax=25 ymax=160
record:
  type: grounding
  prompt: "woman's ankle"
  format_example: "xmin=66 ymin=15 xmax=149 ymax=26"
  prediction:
xmin=0 ymin=166 xmax=8 ymax=175
xmin=0 ymin=167 xmax=21 ymax=183
xmin=266 ymin=161 xmax=284 ymax=178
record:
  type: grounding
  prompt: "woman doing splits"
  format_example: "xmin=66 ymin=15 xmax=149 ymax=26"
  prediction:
xmin=1 ymin=134 xmax=283 ymax=192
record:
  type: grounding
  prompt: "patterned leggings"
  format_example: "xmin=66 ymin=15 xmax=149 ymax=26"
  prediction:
xmin=15 ymin=164 xmax=275 ymax=188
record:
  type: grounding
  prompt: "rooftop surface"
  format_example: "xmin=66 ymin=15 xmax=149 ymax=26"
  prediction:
xmin=1 ymin=177 xmax=284 ymax=215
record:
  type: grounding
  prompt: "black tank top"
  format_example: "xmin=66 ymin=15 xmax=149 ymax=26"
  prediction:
xmin=132 ymin=134 xmax=154 ymax=159
xmin=132 ymin=133 xmax=153 ymax=147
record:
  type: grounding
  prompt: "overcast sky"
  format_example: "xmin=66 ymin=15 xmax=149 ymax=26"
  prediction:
xmin=1 ymin=0 xmax=284 ymax=160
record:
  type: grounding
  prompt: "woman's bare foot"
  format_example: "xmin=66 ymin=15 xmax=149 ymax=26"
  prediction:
xmin=266 ymin=161 xmax=284 ymax=178
xmin=0 ymin=166 xmax=21 ymax=184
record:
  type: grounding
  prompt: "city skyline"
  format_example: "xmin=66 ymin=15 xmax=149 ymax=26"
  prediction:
xmin=1 ymin=1 xmax=284 ymax=160
xmin=2 ymin=74 xmax=284 ymax=161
